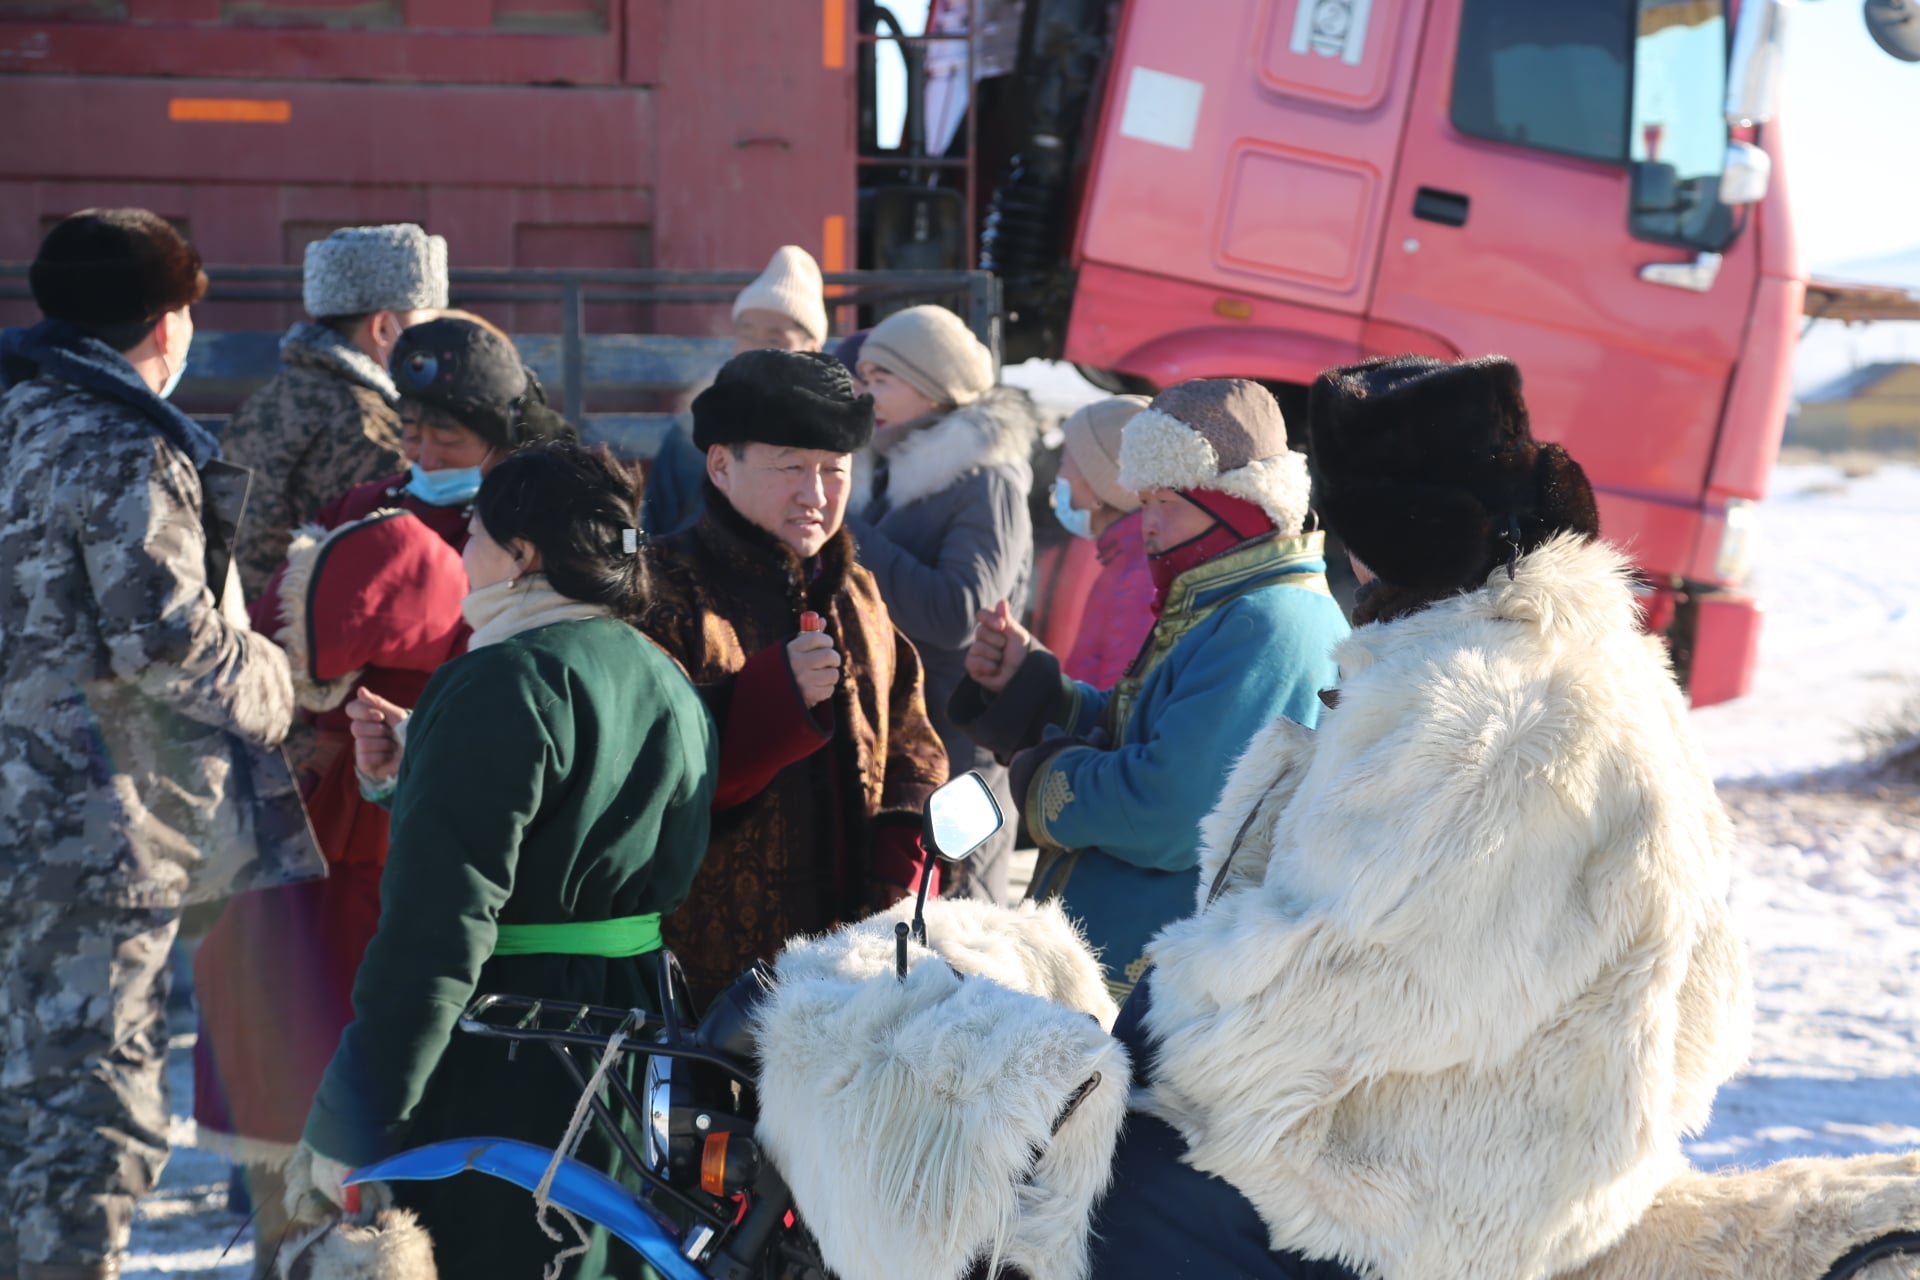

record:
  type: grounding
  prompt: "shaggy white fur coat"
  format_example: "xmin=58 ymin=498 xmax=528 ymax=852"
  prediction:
xmin=754 ymin=898 xmax=1128 ymax=1280
xmin=1142 ymin=535 xmax=1755 ymax=1280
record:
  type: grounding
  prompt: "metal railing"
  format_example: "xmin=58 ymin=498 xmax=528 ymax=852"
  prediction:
xmin=0 ymin=264 xmax=1004 ymax=423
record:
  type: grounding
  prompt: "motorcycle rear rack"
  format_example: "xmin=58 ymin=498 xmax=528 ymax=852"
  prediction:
xmin=456 ymin=990 xmax=755 ymax=1235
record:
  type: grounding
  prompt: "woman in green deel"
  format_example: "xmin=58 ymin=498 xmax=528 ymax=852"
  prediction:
xmin=289 ymin=440 xmax=717 ymax=1278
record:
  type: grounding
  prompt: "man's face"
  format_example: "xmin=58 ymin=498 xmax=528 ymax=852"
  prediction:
xmin=733 ymin=309 xmax=819 ymax=355
xmin=1138 ymin=487 xmax=1219 ymax=555
xmin=708 ymin=442 xmax=852 ymax=558
xmin=401 ymin=401 xmax=497 ymax=472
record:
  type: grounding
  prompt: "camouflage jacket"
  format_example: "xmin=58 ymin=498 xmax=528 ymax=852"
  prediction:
xmin=224 ymin=322 xmax=403 ymax=599
xmin=0 ymin=372 xmax=311 ymax=908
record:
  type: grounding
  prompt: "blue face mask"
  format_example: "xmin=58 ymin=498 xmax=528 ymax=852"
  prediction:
xmin=158 ymin=345 xmax=188 ymax=401
xmin=406 ymin=462 xmax=483 ymax=508
xmin=1051 ymin=475 xmax=1094 ymax=540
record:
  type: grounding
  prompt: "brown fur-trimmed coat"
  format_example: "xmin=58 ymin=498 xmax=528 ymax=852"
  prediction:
xmin=641 ymin=489 xmax=948 ymax=1003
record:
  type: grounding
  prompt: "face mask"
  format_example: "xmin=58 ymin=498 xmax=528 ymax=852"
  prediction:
xmin=158 ymin=347 xmax=188 ymax=401
xmin=1051 ymin=476 xmax=1094 ymax=540
xmin=406 ymin=462 xmax=483 ymax=508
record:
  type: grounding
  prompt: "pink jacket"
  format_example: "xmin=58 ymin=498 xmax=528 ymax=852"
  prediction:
xmin=1064 ymin=510 xmax=1156 ymax=689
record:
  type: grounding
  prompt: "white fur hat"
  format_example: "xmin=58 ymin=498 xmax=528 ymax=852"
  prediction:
xmin=303 ymin=225 xmax=448 ymax=320
xmin=860 ymin=304 xmax=994 ymax=408
xmin=1118 ymin=378 xmax=1311 ymax=534
xmin=733 ymin=245 xmax=829 ymax=345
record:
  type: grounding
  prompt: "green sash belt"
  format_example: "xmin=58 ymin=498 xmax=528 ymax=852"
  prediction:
xmin=492 ymin=912 xmax=663 ymax=958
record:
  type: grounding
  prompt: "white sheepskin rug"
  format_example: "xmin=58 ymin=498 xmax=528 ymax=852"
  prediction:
xmin=754 ymin=898 xmax=1129 ymax=1280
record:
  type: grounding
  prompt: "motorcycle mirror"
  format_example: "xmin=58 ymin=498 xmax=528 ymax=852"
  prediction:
xmin=911 ymin=772 xmax=1004 ymax=948
xmin=923 ymin=771 xmax=1003 ymax=862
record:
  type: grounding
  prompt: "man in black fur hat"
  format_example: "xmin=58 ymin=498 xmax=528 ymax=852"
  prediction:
xmin=1083 ymin=354 xmax=1749 ymax=1280
xmin=0 ymin=210 xmax=314 ymax=1280
xmin=640 ymin=348 xmax=949 ymax=1005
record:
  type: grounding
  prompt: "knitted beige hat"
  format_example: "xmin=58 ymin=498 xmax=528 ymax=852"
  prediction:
xmin=860 ymin=304 xmax=995 ymax=408
xmin=303 ymin=224 xmax=448 ymax=320
xmin=1061 ymin=395 xmax=1150 ymax=513
xmin=732 ymin=246 xmax=828 ymax=345
xmin=1119 ymin=378 xmax=1310 ymax=533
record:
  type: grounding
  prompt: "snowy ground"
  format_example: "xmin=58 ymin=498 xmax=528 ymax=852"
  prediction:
xmin=125 ymin=462 xmax=1920 ymax=1271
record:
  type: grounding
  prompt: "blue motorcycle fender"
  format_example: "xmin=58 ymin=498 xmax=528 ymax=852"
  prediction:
xmin=347 ymin=1138 xmax=708 ymax=1280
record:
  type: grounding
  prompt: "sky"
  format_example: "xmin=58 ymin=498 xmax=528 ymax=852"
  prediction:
xmin=875 ymin=1 xmax=1919 ymax=385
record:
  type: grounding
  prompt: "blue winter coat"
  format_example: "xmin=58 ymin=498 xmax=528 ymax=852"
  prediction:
xmin=1023 ymin=532 xmax=1348 ymax=1002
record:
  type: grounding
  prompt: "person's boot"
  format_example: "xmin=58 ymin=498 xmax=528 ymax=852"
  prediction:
xmin=18 ymin=1262 xmax=118 ymax=1280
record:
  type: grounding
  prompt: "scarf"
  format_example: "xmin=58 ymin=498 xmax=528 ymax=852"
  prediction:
xmin=280 ymin=321 xmax=400 ymax=404
xmin=0 ymin=318 xmax=222 ymax=470
xmin=1147 ymin=488 xmax=1278 ymax=610
xmin=462 ymin=573 xmax=611 ymax=650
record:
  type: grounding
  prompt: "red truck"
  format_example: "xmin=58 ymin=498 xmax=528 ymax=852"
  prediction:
xmin=1 ymin=0 xmax=1911 ymax=704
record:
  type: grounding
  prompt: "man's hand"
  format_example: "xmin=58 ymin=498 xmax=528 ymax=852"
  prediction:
xmin=787 ymin=631 xmax=843 ymax=709
xmin=963 ymin=600 xmax=1032 ymax=694
xmin=346 ymin=687 xmax=408 ymax=781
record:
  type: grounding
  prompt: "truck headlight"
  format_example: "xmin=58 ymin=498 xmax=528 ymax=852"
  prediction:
xmin=1714 ymin=499 xmax=1758 ymax=585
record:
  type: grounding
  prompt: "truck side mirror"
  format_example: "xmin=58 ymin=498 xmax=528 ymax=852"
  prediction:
xmin=1865 ymin=0 xmax=1920 ymax=62
xmin=1718 ymin=141 xmax=1773 ymax=206
xmin=1726 ymin=0 xmax=1792 ymax=127
xmin=1631 ymin=161 xmax=1684 ymax=215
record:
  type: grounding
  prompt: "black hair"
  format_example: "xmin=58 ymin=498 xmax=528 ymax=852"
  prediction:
xmin=320 ymin=311 xmax=373 ymax=342
xmin=80 ymin=316 xmax=163 ymax=354
xmin=474 ymin=441 xmax=648 ymax=614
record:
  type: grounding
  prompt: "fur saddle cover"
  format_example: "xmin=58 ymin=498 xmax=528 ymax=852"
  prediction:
xmin=754 ymin=898 xmax=1129 ymax=1280
xmin=1561 ymin=1154 xmax=1920 ymax=1280
xmin=277 ymin=1208 xmax=438 ymax=1280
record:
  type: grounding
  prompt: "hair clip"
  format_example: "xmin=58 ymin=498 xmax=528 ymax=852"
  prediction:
xmin=622 ymin=528 xmax=639 ymax=555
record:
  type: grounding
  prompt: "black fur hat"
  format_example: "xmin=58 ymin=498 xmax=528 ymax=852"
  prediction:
xmin=390 ymin=316 xmax=575 ymax=450
xmin=31 ymin=208 xmax=208 ymax=327
xmin=692 ymin=348 xmax=874 ymax=454
xmin=1307 ymin=355 xmax=1599 ymax=602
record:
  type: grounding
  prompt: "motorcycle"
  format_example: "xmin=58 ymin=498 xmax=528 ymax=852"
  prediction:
xmin=341 ymin=770 xmax=1920 ymax=1280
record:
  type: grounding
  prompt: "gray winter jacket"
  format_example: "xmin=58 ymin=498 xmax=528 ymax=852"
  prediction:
xmin=846 ymin=386 xmax=1042 ymax=775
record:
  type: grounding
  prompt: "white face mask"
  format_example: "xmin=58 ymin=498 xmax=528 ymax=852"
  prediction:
xmin=158 ymin=347 xmax=188 ymax=400
xmin=157 ymin=311 xmax=191 ymax=400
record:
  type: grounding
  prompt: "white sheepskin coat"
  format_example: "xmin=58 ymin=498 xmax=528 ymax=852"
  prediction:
xmin=754 ymin=898 xmax=1127 ymax=1280
xmin=1142 ymin=534 xmax=1754 ymax=1280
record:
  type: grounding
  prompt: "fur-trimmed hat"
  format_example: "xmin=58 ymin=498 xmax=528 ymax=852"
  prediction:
xmin=30 ymin=208 xmax=208 ymax=328
xmin=303 ymin=225 xmax=449 ymax=320
xmin=1307 ymin=354 xmax=1599 ymax=599
xmin=1061 ymin=395 xmax=1150 ymax=514
xmin=860 ymin=305 xmax=994 ymax=409
xmin=692 ymin=348 xmax=874 ymax=454
xmin=1118 ymin=378 xmax=1310 ymax=534
xmin=390 ymin=316 xmax=574 ymax=451
xmin=733 ymin=245 xmax=829 ymax=346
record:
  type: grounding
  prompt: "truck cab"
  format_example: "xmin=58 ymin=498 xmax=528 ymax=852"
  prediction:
xmin=989 ymin=0 xmax=1801 ymax=705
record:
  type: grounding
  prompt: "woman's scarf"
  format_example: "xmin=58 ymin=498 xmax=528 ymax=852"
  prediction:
xmin=462 ymin=573 xmax=611 ymax=650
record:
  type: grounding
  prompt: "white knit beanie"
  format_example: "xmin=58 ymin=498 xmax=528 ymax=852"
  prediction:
xmin=302 ymin=224 xmax=448 ymax=320
xmin=1119 ymin=378 xmax=1311 ymax=534
xmin=1061 ymin=395 xmax=1150 ymax=513
xmin=732 ymin=246 xmax=829 ymax=345
xmin=860 ymin=304 xmax=994 ymax=408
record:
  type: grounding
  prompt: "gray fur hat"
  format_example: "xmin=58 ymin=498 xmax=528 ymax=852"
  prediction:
xmin=303 ymin=225 xmax=449 ymax=320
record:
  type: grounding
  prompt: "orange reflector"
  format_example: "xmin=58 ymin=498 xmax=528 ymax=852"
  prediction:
xmin=823 ymin=214 xmax=848 ymax=300
xmin=1213 ymin=297 xmax=1253 ymax=321
xmin=822 ymin=0 xmax=847 ymax=69
xmin=169 ymin=98 xmax=291 ymax=124
xmin=700 ymin=1132 xmax=730 ymax=1196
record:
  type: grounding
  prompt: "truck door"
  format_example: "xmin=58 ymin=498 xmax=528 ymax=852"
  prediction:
xmin=1368 ymin=0 xmax=1758 ymax=568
